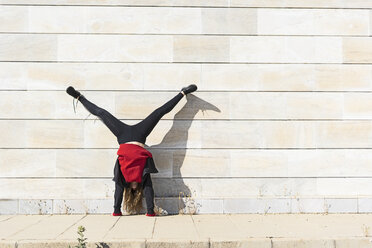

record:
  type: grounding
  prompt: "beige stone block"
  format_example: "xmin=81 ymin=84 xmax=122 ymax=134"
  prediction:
xmin=0 ymin=34 xmax=58 ymax=61
xmin=56 ymin=149 xmax=114 ymax=177
xmin=0 ymin=149 xmax=56 ymax=177
xmin=27 ymin=62 xmax=87 ymax=90
xmin=202 ymin=8 xmax=256 ymax=34
xmin=173 ymin=35 xmax=229 ymax=62
xmin=230 ymin=150 xmax=288 ymax=177
xmin=231 ymin=0 xmax=372 ymax=8
xmin=317 ymin=178 xmax=372 ymax=196
xmin=0 ymin=6 xmax=28 ymax=32
xmin=201 ymin=64 xmax=260 ymax=91
xmin=0 ymin=121 xmax=26 ymax=147
xmin=230 ymin=92 xmax=286 ymax=119
xmin=344 ymin=93 xmax=372 ymax=118
xmin=262 ymin=121 xmax=317 ymax=148
xmin=0 ymin=63 xmax=28 ymax=90
xmin=0 ymin=91 xmax=55 ymax=119
xmin=57 ymin=34 xmax=119 ymax=62
xmin=29 ymin=6 xmax=86 ymax=33
xmin=26 ymin=120 xmax=84 ymax=148
xmin=116 ymin=35 xmax=173 ymax=62
xmin=343 ymin=37 xmax=372 ymax=63
xmin=258 ymin=9 xmax=369 ymax=35
xmin=286 ymin=150 xmax=372 ymax=177
xmin=143 ymin=63 xmax=200 ymax=90
xmin=230 ymin=36 xmax=342 ymax=63
xmin=285 ymin=93 xmax=343 ymax=119
xmin=314 ymin=64 xmax=372 ymax=91
xmin=201 ymin=121 xmax=263 ymax=148
xmin=257 ymin=64 xmax=317 ymax=91
xmin=86 ymin=6 xmax=201 ymax=34
xmin=58 ymin=34 xmax=173 ymax=62
xmin=200 ymin=179 xmax=260 ymax=197
xmin=336 ymin=238 xmax=372 ymax=248
xmin=317 ymin=121 xmax=372 ymax=148
xmin=0 ymin=178 xmax=114 ymax=199
xmin=173 ymin=149 xmax=230 ymax=177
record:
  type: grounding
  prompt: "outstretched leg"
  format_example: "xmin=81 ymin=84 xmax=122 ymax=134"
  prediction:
xmin=78 ymin=95 xmax=126 ymax=138
xmin=135 ymin=92 xmax=184 ymax=139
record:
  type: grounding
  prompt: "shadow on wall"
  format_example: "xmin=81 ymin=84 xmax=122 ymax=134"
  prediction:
xmin=148 ymin=94 xmax=220 ymax=214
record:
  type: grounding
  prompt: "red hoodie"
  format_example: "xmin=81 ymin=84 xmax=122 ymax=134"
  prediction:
xmin=116 ymin=143 xmax=153 ymax=183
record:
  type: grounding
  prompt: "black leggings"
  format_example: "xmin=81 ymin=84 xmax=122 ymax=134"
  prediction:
xmin=78 ymin=92 xmax=184 ymax=214
xmin=78 ymin=92 xmax=184 ymax=144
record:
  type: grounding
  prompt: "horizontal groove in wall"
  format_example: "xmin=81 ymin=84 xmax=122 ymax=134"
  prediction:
xmin=0 ymin=32 xmax=370 ymax=38
xmin=1 ymin=61 xmax=372 ymax=65
xmin=2 ymin=148 xmax=372 ymax=150
xmin=1 ymin=4 xmax=372 ymax=9
xmin=1 ymin=61 xmax=371 ymax=65
xmin=2 ymin=119 xmax=372 ymax=121
xmin=4 ymin=90 xmax=372 ymax=93
xmin=1 ymin=176 xmax=372 ymax=179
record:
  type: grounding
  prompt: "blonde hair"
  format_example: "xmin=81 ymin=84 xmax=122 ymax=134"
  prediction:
xmin=123 ymin=184 xmax=143 ymax=214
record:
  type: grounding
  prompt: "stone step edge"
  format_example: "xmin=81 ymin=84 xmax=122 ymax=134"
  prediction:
xmin=1 ymin=237 xmax=372 ymax=248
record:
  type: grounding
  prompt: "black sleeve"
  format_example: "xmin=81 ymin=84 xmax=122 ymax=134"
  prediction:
xmin=113 ymin=181 xmax=124 ymax=213
xmin=142 ymin=173 xmax=155 ymax=214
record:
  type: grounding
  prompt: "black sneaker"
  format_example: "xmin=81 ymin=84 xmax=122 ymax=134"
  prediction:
xmin=66 ymin=86 xmax=81 ymax=99
xmin=181 ymin=84 xmax=197 ymax=95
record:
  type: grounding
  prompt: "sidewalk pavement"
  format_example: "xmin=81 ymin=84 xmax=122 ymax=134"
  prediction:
xmin=1 ymin=213 xmax=372 ymax=248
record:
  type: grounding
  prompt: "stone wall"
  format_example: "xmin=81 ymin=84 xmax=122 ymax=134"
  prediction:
xmin=1 ymin=0 xmax=372 ymax=214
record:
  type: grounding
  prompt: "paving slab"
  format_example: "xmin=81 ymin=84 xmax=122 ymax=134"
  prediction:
xmin=191 ymin=214 xmax=245 ymax=239
xmin=228 ymin=213 xmax=372 ymax=238
xmin=104 ymin=215 xmax=155 ymax=239
xmin=0 ymin=215 xmax=47 ymax=239
xmin=152 ymin=215 xmax=198 ymax=240
xmin=56 ymin=214 xmax=119 ymax=240
xmin=7 ymin=215 xmax=84 ymax=240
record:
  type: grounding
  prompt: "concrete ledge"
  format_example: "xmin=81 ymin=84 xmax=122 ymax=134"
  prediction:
xmin=8 ymin=240 xmax=146 ymax=248
xmin=146 ymin=239 xmax=209 ymax=248
xmin=210 ymin=238 xmax=271 ymax=248
xmin=3 ymin=238 xmax=372 ymax=248
xmin=271 ymin=238 xmax=335 ymax=248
